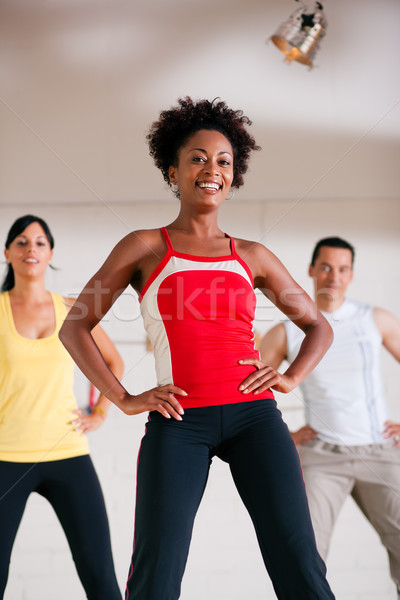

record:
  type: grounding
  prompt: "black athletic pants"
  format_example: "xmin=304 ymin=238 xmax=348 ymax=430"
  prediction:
xmin=0 ymin=454 xmax=121 ymax=600
xmin=125 ymin=399 xmax=335 ymax=599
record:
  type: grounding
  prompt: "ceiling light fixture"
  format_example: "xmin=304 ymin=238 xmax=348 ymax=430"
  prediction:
xmin=270 ymin=1 xmax=327 ymax=68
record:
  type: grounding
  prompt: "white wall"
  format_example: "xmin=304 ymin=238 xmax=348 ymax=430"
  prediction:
xmin=1 ymin=0 xmax=400 ymax=208
xmin=1 ymin=196 xmax=399 ymax=600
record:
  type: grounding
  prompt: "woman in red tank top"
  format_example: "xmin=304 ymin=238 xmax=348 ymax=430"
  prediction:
xmin=60 ymin=98 xmax=335 ymax=600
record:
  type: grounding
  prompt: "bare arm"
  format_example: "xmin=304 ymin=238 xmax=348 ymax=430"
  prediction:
xmin=239 ymin=242 xmax=333 ymax=395
xmin=374 ymin=307 xmax=400 ymax=362
xmin=374 ymin=306 xmax=400 ymax=447
xmin=258 ymin=309 xmax=319 ymax=446
xmin=65 ymin=302 xmax=125 ymax=432
xmin=90 ymin=324 xmax=125 ymax=410
xmin=258 ymin=323 xmax=287 ymax=370
xmin=59 ymin=231 xmax=186 ymax=420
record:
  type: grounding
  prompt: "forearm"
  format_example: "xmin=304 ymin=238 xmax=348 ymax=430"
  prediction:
xmin=92 ymin=396 xmax=112 ymax=417
xmin=89 ymin=322 xmax=125 ymax=415
xmin=284 ymin=315 xmax=333 ymax=388
xmin=59 ymin=322 xmax=128 ymax=410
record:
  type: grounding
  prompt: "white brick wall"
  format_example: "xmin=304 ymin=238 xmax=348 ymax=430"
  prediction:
xmin=1 ymin=198 xmax=399 ymax=599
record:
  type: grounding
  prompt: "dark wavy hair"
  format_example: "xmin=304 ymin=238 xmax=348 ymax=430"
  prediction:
xmin=147 ymin=97 xmax=261 ymax=193
xmin=311 ymin=237 xmax=355 ymax=266
xmin=2 ymin=215 xmax=55 ymax=292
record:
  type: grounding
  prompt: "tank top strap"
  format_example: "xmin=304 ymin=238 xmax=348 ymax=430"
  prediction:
xmin=0 ymin=292 xmax=6 ymax=314
xmin=224 ymin=232 xmax=236 ymax=257
xmin=161 ymin=227 xmax=236 ymax=259
xmin=0 ymin=292 xmax=9 ymax=330
xmin=160 ymin=227 xmax=174 ymax=252
xmin=52 ymin=293 xmax=67 ymax=330
xmin=226 ymin=235 xmax=255 ymax=285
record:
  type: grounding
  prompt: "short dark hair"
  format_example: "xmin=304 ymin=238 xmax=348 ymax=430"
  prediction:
xmin=147 ymin=96 xmax=260 ymax=193
xmin=2 ymin=215 xmax=55 ymax=292
xmin=311 ymin=237 xmax=355 ymax=266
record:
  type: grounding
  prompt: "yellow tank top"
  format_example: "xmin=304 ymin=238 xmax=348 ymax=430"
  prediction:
xmin=0 ymin=291 xmax=89 ymax=462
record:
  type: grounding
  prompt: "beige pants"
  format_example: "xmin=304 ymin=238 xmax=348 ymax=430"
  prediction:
xmin=299 ymin=439 xmax=400 ymax=598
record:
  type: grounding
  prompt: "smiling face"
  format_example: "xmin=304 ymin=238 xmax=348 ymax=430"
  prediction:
xmin=168 ymin=129 xmax=234 ymax=209
xmin=4 ymin=221 xmax=53 ymax=284
xmin=309 ymin=245 xmax=354 ymax=311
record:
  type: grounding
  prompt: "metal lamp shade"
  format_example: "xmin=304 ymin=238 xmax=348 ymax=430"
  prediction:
xmin=270 ymin=3 xmax=327 ymax=67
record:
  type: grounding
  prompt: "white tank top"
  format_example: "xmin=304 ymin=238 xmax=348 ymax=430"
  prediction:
xmin=284 ymin=299 xmax=388 ymax=445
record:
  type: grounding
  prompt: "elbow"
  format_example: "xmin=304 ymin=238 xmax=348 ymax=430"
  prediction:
xmin=305 ymin=313 xmax=333 ymax=350
xmin=328 ymin=322 xmax=334 ymax=346
xmin=321 ymin=315 xmax=334 ymax=349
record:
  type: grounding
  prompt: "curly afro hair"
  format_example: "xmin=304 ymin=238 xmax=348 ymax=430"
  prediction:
xmin=147 ymin=97 xmax=261 ymax=191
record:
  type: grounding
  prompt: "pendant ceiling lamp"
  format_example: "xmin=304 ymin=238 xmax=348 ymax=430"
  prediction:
xmin=270 ymin=1 xmax=327 ymax=68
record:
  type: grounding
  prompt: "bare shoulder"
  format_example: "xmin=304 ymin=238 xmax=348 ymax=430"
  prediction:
xmin=112 ymin=228 xmax=165 ymax=260
xmin=234 ymin=238 xmax=271 ymax=257
xmin=373 ymin=306 xmax=400 ymax=359
xmin=98 ymin=228 xmax=166 ymax=276
xmin=373 ymin=306 xmax=400 ymax=333
xmin=102 ymin=228 xmax=168 ymax=293
xmin=234 ymin=238 xmax=276 ymax=261
xmin=233 ymin=238 xmax=284 ymax=279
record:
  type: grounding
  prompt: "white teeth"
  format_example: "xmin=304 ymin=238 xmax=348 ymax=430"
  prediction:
xmin=25 ymin=259 xmax=38 ymax=263
xmin=198 ymin=182 xmax=220 ymax=190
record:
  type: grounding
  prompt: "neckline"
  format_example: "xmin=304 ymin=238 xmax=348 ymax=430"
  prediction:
xmin=4 ymin=290 xmax=59 ymax=341
xmin=321 ymin=299 xmax=348 ymax=320
xmin=161 ymin=227 xmax=235 ymax=260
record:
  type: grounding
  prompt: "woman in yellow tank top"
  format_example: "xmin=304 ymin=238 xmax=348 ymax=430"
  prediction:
xmin=0 ymin=215 xmax=123 ymax=599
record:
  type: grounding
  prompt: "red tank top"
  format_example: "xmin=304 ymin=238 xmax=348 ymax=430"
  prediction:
xmin=139 ymin=228 xmax=274 ymax=409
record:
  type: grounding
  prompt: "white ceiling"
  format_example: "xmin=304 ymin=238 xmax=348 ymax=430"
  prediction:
xmin=0 ymin=0 xmax=399 ymax=205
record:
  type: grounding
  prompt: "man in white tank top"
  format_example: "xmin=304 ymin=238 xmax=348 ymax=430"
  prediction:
xmin=259 ymin=237 xmax=400 ymax=599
